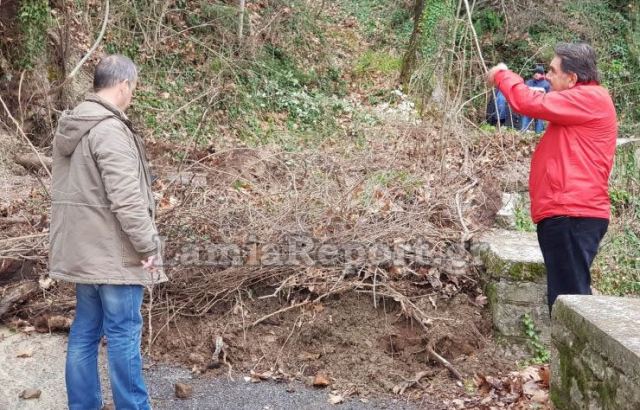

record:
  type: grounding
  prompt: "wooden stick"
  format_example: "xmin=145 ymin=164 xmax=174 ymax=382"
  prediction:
xmin=13 ymin=153 xmax=52 ymax=172
xmin=0 ymin=234 xmax=47 ymax=243
xmin=0 ymin=217 xmax=28 ymax=225
xmin=0 ymin=281 xmax=39 ymax=318
xmin=427 ymin=346 xmax=463 ymax=381
xmin=47 ymin=0 xmax=109 ymax=95
xmin=461 ymin=0 xmax=502 ymax=133
xmin=0 ymin=95 xmax=52 ymax=178
xmin=251 ymin=298 xmax=310 ymax=327
xmin=67 ymin=0 xmax=109 ymax=78
xmin=251 ymin=285 xmax=351 ymax=327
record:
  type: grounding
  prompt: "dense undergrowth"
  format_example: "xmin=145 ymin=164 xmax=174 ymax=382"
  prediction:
xmin=1 ymin=0 xmax=639 ymax=305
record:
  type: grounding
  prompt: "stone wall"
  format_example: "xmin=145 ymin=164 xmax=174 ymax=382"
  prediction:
xmin=471 ymin=229 xmax=548 ymax=342
xmin=551 ymin=295 xmax=640 ymax=410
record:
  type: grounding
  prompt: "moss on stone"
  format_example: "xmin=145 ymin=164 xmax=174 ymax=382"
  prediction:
xmin=551 ymin=301 xmax=623 ymax=409
xmin=595 ymin=379 xmax=618 ymax=408
xmin=485 ymin=281 xmax=498 ymax=308
xmin=483 ymin=250 xmax=546 ymax=282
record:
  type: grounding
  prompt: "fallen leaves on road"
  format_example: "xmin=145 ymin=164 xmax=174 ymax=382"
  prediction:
xmin=328 ymin=393 xmax=344 ymax=404
xmin=16 ymin=348 xmax=33 ymax=358
xmin=470 ymin=364 xmax=550 ymax=408
xmin=443 ymin=365 xmax=550 ymax=409
xmin=174 ymin=382 xmax=193 ymax=399
xmin=244 ymin=368 xmax=290 ymax=383
xmin=313 ymin=373 xmax=331 ymax=387
xmin=19 ymin=388 xmax=41 ymax=400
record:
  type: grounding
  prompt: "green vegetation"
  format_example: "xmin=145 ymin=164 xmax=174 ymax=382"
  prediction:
xmin=521 ymin=313 xmax=550 ymax=365
xmin=594 ymin=144 xmax=640 ymax=296
xmin=594 ymin=227 xmax=640 ymax=295
xmin=354 ymin=51 xmax=402 ymax=78
xmin=474 ymin=0 xmax=640 ymax=134
xmin=514 ymin=199 xmax=535 ymax=233
xmin=337 ymin=0 xmax=413 ymax=47
xmin=98 ymin=0 xmax=358 ymax=151
xmin=17 ymin=0 xmax=50 ymax=69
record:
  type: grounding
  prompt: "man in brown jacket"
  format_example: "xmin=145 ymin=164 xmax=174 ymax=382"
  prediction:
xmin=50 ymin=54 xmax=167 ymax=410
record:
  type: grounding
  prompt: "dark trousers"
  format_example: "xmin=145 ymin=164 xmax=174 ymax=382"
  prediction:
xmin=536 ymin=216 xmax=608 ymax=312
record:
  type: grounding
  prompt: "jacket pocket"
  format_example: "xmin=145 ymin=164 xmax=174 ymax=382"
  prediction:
xmin=545 ymin=159 xmax=564 ymax=193
xmin=120 ymin=229 xmax=142 ymax=267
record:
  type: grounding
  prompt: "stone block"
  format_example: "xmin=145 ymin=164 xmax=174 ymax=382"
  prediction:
xmin=490 ymin=295 xmax=550 ymax=341
xmin=495 ymin=192 xmax=521 ymax=229
xmin=471 ymin=229 xmax=546 ymax=281
xmin=492 ymin=280 xmax=547 ymax=304
xmin=551 ymin=295 xmax=640 ymax=410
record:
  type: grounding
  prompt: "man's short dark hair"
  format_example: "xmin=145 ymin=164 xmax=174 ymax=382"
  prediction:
xmin=554 ymin=42 xmax=599 ymax=83
xmin=93 ymin=55 xmax=138 ymax=91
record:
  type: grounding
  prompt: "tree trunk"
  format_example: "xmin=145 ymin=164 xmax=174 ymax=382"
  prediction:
xmin=238 ymin=0 xmax=246 ymax=41
xmin=399 ymin=0 xmax=426 ymax=89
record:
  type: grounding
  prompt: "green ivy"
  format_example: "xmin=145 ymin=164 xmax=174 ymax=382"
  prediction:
xmin=522 ymin=313 xmax=550 ymax=365
xmin=18 ymin=0 xmax=51 ymax=69
xmin=418 ymin=0 xmax=455 ymax=59
xmin=514 ymin=200 xmax=536 ymax=232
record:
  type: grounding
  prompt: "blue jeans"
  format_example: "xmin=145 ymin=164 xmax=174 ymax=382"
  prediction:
xmin=520 ymin=116 xmax=545 ymax=133
xmin=66 ymin=284 xmax=150 ymax=410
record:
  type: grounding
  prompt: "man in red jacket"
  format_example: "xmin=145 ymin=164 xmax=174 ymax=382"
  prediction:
xmin=487 ymin=43 xmax=617 ymax=312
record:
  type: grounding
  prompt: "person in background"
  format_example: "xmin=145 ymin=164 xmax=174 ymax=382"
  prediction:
xmin=520 ymin=65 xmax=551 ymax=133
xmin=486 ymin=88 xmax=520 ymax=129
xmin=487 ymin=43 xmax=617 ymax=313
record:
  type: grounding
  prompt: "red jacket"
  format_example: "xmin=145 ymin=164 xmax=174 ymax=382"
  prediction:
xmin=495 ymin=70 xmax=617 ymax=223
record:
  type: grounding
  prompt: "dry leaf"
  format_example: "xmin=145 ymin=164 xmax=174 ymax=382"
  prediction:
xmin=174 ymin=382 xmax=193 ymax=399
xmin=298 ymin=351 xmax=321 ymax=361
xmin=523 ymin=380 xmax=541 ymax=396
xmin=250 ymin=370 xmax=273 ymax=381
xmin=313 ymin=373 xmax=330 ymax=387
xmin=538 ymin=365 xmax=550 ymax=388
xmin=531 ymin=389 xmax=549 ymax=403
xmin=328 ymin=393 xmax=344 ymax=405
xmin=19 ymin=389 xmax=41 ymax=400
xmin=38 ymin=277 xmax=53 ymax=290
xmin=475 ymin=294 xmax=488 ymax=306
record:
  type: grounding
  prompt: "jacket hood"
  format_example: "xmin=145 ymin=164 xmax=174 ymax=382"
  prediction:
xmin=54 ymin=95 xmax=125 ymax=157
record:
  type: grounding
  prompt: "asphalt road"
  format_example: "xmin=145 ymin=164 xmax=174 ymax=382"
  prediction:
xmin=0 ymin=328 xmax=419 ymax=410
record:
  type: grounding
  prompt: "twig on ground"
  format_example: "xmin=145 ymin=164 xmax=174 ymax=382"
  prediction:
xmin=427 ymin=346 xmax=464 ymax=381
xmin=251 ymin=297 xmax=311 ymax=327
xmin=0 ymin=96 xmax=52 ymax=179
xmin=393 ymin=369 xmax=436 ymax=395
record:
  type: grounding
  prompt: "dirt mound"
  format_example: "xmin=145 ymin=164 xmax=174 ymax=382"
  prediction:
xmin=1 ymin=122 xmax=541 ymax=405
xmin=149 ymin=292 xmax=514 ymax=401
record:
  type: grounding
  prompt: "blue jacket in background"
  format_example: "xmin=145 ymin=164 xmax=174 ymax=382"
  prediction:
xmin=525 ymin=78 xmax=550 ymax=93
